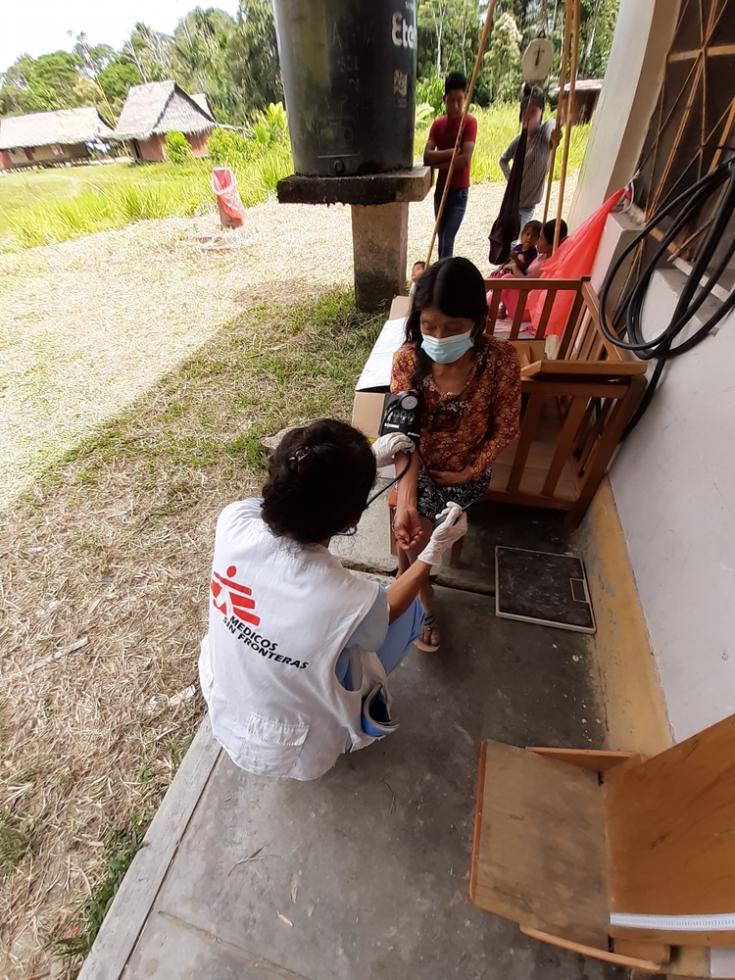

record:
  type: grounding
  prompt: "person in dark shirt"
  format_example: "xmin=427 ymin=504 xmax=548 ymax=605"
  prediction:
xmin=423 ymin=72 xmax=478 ymax=259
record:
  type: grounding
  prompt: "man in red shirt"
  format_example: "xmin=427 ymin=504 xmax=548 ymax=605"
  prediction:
xmin=423 ymin=72 xmax=478 ymax=259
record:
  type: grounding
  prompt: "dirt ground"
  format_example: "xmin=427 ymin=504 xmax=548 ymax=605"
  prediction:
xmin=0 ymin=174 xmax=575 ymax=509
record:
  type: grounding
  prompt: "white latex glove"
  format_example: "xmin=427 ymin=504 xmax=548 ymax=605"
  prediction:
xmin=372 ymin=432 xmax=416 ymax=468
xmin=417 ymin=502 xmax=468 ymax=567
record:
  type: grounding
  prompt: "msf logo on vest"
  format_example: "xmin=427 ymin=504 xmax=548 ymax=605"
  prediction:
xmin=210 ymin=564 xmax=260 ymax=626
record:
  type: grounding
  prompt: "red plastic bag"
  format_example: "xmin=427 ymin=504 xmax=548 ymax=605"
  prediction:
xmin=528 ymin=189 xmax=625 ymax=336
xmin=211 ymin=167 xmax=247 ymax=228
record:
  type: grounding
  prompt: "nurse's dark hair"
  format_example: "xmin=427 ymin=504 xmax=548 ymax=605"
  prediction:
xmin=404 ymin=256 xmax=488 ymax=385
xmin=262 ymin=419 xmax=376 ymax=544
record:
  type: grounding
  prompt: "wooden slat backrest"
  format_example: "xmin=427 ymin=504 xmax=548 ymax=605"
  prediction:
xmin=484 ymin=277 xmax=584 ymax=342
xmin=542 ymin=397 xmax=589 ymax=496
xmin=478 ymin=279 xmax=648 ymax=525
xmin=558 ymin=289 xmax=588 ymax=359
xmin=486 ymin=288 xmax=502 ymax=334
xmin=536 ymin=289 xmax=557 ymax=339
xmin=509 ymin=288 xmax=528 ymax=339
xmin=507 ymin=392 xmax=545 ymax=493
xmin=580 ymin=281 xmax=632 ymax=365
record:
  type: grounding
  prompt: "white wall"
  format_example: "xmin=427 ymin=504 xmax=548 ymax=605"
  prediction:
xmin=568 ymin=0 xmax=678 ymax=229
xmin=609 ymin=269 xmax=735 ymax=742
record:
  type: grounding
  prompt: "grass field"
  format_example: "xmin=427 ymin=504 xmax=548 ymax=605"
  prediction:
xmin=0 ymin=106 xmax=589 ymax=251
xmin=0 ymin=153 xmax=291 ymax=250
xmin=415 ymin=104 xmax=590 ymax=184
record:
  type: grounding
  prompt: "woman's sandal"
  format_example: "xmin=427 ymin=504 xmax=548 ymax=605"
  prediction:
xmin=415 ymin=612 xmax=441 ymax=654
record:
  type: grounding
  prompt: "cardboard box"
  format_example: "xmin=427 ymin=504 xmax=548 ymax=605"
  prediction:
xmin=352 ymin=391 xmax=389 ymax=441
xmin=389 ymin=295 xmax=411 ymax=320
xmin=355 ymin=315 xmax=407 ymax=393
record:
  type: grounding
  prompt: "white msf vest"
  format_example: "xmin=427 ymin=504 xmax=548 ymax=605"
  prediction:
xmin=199 ymin=499 xmax=388 ymax=780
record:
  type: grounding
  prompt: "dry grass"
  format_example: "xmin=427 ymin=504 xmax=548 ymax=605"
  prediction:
xmin=0 ymin=173 xmax=576 ymax=511
xmin=0 ymin=289 xmax=382 ymax=979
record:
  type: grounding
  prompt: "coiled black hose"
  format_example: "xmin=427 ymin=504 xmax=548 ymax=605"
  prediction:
xmin=599 ymin=157 xmax=735 ymax=436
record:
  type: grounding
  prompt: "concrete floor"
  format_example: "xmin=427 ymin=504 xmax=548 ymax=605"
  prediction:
xmin=81 ymin=505 xmax=623 ymax=980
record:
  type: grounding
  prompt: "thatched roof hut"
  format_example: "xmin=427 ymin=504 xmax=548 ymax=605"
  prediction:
xmin=0 ymin=107 xmax=114 ymax=169
xmin=191 ymin=92 xmax=214 ymax=118
xmin=0 ymin=107 xmax=113 ymax=149
xmin=113 ymin=81 xmax=215 ymax=142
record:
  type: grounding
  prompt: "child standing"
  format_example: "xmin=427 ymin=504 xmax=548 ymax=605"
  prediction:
xmin=423 ymin=72 xmax=478 ymax=259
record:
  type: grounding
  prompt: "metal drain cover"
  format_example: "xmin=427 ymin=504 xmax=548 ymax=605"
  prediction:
xmin=495 ymin=546 xmax=596 ymax=633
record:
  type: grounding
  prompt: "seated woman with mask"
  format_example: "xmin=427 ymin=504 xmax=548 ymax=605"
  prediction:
xmin=392 ymin=257 xmax=521 ymax=652
xmin=199 ymin=419 xmax=467 ymax=780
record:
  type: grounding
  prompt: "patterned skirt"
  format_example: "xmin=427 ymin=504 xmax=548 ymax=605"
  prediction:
xmin=416 ymin=468 xmax=491 ymax=520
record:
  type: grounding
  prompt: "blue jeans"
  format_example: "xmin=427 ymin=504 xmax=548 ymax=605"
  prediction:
xmin=374 ymin=598 xmax=424 ymax=673
xmin=336 ymin=598 xmax=424 ymax=689
xmin=435 ymin=187 xmax=468 ymax=259
xmin=518 ymin=205 xmax=536 ymax=234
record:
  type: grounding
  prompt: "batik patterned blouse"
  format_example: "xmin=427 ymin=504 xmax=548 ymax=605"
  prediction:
xmin=390 ymin=336 xmax=521 ymax=478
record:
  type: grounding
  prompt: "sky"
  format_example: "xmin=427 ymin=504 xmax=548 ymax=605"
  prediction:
xmin=0 ymin=0 xmax=240 ymax=74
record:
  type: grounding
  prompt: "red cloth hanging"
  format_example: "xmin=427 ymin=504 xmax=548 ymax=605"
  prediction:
xmin=528 ymin=188 xmax=625 ymax=336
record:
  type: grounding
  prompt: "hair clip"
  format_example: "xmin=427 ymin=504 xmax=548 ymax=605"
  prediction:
xmin=289 ymin=446 xmax=311 ymax=469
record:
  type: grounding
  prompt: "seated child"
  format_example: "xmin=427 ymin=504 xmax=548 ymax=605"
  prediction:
xmin=409 ymin=260 xmax=426 ymax=298
xmin=488 ymin=218 xmax=568 ymax=323
xmin=499 ymin=220 xmax=542 ymax=277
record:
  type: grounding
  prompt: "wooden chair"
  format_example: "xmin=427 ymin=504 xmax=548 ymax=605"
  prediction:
xmin=470 ymin=713 xmax=735 ymax=974
xmin=356 ymin=280 xmax=647 ymax=534
xmin=483 ymin=276 xmax=647 ymax=527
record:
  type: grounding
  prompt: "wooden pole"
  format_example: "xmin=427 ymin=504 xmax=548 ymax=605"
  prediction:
xmin=553 ymin=0 xmax=580 ymax=253
xmin=425 ymin=0 xmax=498 ymax=267
xmin=542 ymin=0 xmax=572 ymax=224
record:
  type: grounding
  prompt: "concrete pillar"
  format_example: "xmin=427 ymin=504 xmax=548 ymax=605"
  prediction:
xmin=350 ymin=202 xmax=408 ymax=312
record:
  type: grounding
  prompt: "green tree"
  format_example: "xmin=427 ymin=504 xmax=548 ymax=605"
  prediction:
xmin=0 ymin=55 xmax=37 ymax=114
xmin=74 ymin=34 xmax=116 ymax=77
xmin=98 ymin=58 xmax=143 ymax=115
xmin=170 ymin=7 xmax=238 ymax=122
xmin=579 ymin=0 xmax=619 ymax=78
xmin=226 ymin=0 xmax=282 ymax=121
xmin=0 ymin=51 xmax=93 ymax=113
xmin=125 ymin=23 xmax=173 ymax=82
xmin=483 ymin=10 xmax=523 ymax=102
xmin=418 ymin=0 xmax=481 ymax=80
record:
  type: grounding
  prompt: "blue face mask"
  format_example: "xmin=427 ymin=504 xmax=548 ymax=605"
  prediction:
xmin=421 ymin=330 xmax=474 ymax=364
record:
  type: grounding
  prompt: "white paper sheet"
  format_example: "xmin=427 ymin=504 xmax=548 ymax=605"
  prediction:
xmin=355 ymin=316 xmax=407 ymax=392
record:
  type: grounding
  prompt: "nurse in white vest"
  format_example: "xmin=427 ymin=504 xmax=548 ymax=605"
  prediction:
xmin=199 ymin=418 xmax=467 ymax=780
